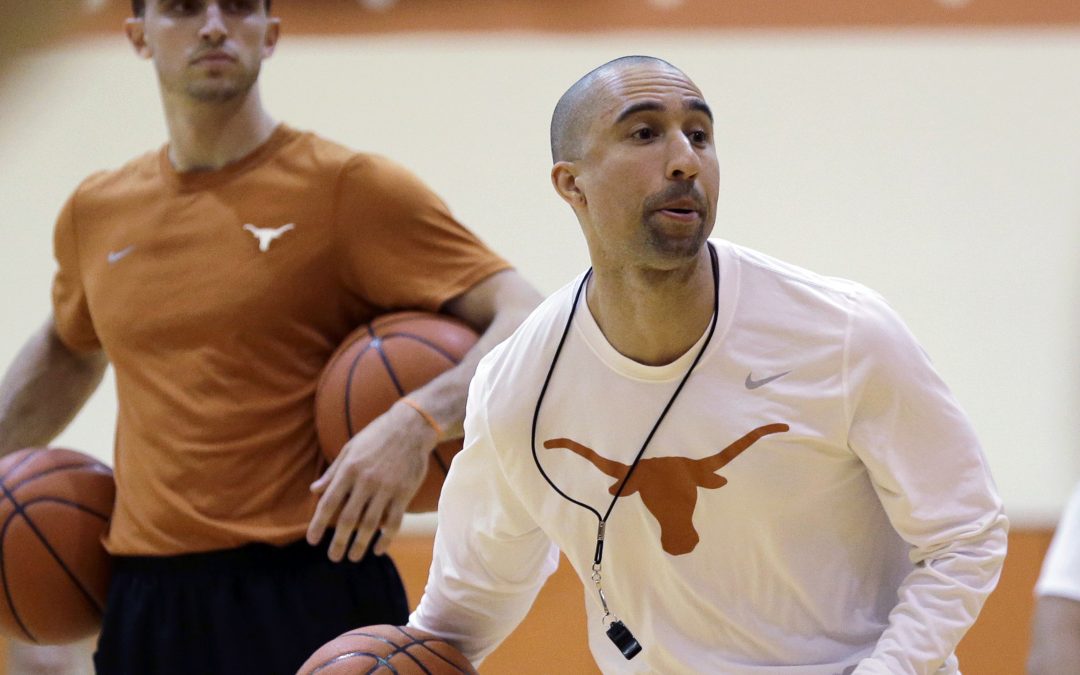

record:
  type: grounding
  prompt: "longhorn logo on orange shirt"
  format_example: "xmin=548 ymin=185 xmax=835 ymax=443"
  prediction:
xmin=544 ymin=423 xmax=788 ymax=555
xmin=243 ymin=223 xmax=295 ymax=252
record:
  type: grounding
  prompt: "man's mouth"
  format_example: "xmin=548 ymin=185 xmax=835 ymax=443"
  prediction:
xmin=656 ymin=198 xmax=704 ymax=220
xmin=191 ymin=51 xmax=236 ymax=65
xmin=657 ymin=207 xmax=702 ymax=222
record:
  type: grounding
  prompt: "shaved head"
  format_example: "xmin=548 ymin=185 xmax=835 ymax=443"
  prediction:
xmin=550 ymin=55 xmax=683 ymax=163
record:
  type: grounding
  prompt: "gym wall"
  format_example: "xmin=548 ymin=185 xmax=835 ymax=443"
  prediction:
xmin=0 ymin=1 xmax=1076 ymax=672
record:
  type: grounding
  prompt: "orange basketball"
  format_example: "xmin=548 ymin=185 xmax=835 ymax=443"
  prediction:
xmin=315 ymin=312 xmax=478 ymax=513
xmin=298 ymin=624 xmax=478 ymax=675
xmin=0 ymin=447 xmax=114 ymax=644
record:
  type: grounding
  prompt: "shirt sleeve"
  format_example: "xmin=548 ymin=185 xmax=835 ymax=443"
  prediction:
xmin=843 ymin=292 xmax=1008 ymax=675
xmin=1035 ymin=482 xmax=1080 ymax=602
xmin=332 ymin=154 xmax=510 ymax=312
xmin=408 ymin=359 xmax=560 ymax=664
xmin=51 ymin=190 xmax=101 ymax=353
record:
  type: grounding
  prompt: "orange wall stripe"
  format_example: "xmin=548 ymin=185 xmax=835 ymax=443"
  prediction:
xmin=62 ymin=0 xmax=1080 ymax=41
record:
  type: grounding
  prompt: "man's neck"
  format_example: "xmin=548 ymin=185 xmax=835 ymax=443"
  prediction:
xmin=586 ymin=247 xmax=715 ymax=367
xmin=161 ymin=86 xmax=278 ymax=173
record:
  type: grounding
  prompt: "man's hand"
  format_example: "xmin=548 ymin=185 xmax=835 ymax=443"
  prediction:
xmin=307 ymin=399 xmax=438 ymax=562
xmin=306 ymin=271 xmax=541 ymax=563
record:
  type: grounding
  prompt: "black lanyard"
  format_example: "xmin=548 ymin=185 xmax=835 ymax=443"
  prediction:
xmin=528 ymin=242 xmax=720 ymax=660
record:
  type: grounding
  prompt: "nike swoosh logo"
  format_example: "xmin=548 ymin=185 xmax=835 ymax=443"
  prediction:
xmin=107 ymin=245 xmax=135 ymax=265
xmin=745 ymin=370 xmax=791 ymax=390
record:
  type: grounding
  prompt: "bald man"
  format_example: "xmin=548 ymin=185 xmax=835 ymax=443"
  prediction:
xmin=407 ymin=56 xmax=1008 ymax=674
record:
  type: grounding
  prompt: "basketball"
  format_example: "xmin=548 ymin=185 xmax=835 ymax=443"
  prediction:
xmin=0 ymin=447 xmax=114 ymax=644
xmin=298 ymin=624 xmax=478 ymax=675
xmin=315 ymin=311 xmax=478 ymax=513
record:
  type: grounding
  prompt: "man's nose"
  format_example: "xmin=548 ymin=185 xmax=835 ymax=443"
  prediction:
xmin=199 ymin=4 xmax=228 ymax=43
xmin=666 ymin=133 xmax=701 ymax=181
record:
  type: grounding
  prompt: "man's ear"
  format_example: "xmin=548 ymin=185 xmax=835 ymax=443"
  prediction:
xmin=124 ymin=18 xmax=152 ymax=60
xmin=262 ymin=17 xmax=281 ymax=58
xmin=551 ymin=161 xmax=586 ymax=208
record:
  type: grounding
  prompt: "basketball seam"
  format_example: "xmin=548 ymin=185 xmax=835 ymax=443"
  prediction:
xmin=343 ymin=339 xmax=378 ymax=440
xmin=0 ymin=496 xmax=38 ymax=642
xmin=13 ymin=497 xmax=111 ymax=523
xmin=331 ymin=627 xmax=471 ymax=673
xmin=309 ymin=650 xmax=398 ymax=674
xmin=4 ymin=463 xmax=111 ymax=495
xmin=372 ymin=339 xmax=407 ymax=397
xmin=4 ymin=491 xmax=109 ymax=612
xmin=361 ymin=635 xmax=433 ymax=675
xmin=0 ymin=450 xmax=110 ymax=642
xmin=395 ymin=625 xmax=472 ymax=671
xmin=343 ymin=333 xmax=467 ymax=435
xmin=0 ymin=448 xmax=44 ymax=484
xmin=432 ymin=448 xmax=450 ymax=475
xmin=379 ymin=333 xmax=465 ymax=365
xmin=314 ymin=315 xmax=478 ymax=510
xmin=0 ymin=480 xmax=107 ymax=639
xmin=353 ymin=333 xmax=465 ymax=434
xmin=316 ymin=321 xmax=379 ymax=439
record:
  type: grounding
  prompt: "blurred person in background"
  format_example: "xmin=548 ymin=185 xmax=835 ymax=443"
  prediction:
xmin=0 ymin=1 xmax=539 ymax=673
xmin=1028 ymin=481 xmax=1080 ymax=674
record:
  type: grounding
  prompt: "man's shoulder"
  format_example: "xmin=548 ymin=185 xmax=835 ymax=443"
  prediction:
xmin=718 ymin=238 xmax=880 ymax=307
xmin=285 ymin=128 xmax=357 ymax=162
xmin=74 ymin=148 xmax=162 ymax=198
xmin=475 ymin=279 xmax=582 ymax=389
xmin=284 ymin=128 xmax=404 ymax=177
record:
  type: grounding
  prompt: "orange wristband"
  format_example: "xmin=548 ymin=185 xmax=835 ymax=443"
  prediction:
xmin=400 ymin=397 xmax=443 ymax=438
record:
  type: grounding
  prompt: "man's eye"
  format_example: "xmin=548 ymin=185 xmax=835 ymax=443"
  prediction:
xmin=632 ymin=128 xmax=656 ymax=141
xmin=162 ymin=0 xmax=200 ymax=14
xmin=689 ymin=130 xmax=709 ymax=144
xmin=164 ymin=0 xmax=200 ymax=14
xmin=223 ymin=0 xmax=259 ymax=13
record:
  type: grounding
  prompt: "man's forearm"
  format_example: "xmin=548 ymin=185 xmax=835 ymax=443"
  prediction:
xmin=417 ymin=270 xmax=541 ymax=440
xmin=0 ymin=318 xmax=107 ymax=455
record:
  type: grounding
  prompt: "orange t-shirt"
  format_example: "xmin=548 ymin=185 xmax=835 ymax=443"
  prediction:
xmin=51 ymin=125 xmax=510 ymax=556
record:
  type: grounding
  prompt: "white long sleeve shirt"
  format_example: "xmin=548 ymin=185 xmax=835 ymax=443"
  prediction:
xmin=411 ymin=240 xmax=1008 ymax=674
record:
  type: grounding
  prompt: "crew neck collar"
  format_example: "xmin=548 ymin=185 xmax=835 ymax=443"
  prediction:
xmin=572 ymin=241 xmax=740 ymax=382
xmin=158 ymin=123 xmax=297 ymax=191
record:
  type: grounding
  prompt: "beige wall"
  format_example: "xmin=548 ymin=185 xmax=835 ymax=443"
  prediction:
xmin=2 ymin=30 xmax=1078 ymax=527
xmin=1 ymin=7 xmax=1079 ymax=673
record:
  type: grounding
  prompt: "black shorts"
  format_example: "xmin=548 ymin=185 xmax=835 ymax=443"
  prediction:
xmin=92 ymin=537 xmax=409 ymax=675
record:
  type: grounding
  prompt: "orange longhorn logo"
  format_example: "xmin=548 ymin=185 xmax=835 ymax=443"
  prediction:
xmin=544 ymin=423 xmax=788 ymax=556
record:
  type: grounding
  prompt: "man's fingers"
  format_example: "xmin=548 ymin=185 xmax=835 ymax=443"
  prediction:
xmin=309 ymin=453 xmax=343 ymax=493
xmin=306 ymin=467 xmax=348 ymax=546
xmin=374 ymin=500 xmax=406 ymax=557
xmin=306 ymin=500 xmax=331 ymax=546
xmin=328 ymin=487 xmax=368 ymax=562
xmin=310 ymin=474 xmax=330 ymax=494
xmin=348 ymin=493 xmax=391 ymax=562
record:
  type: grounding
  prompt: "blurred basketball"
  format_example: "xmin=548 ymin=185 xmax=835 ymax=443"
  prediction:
xmin=298 ymin=624 xmax=477 ymax=675
xmin=315 ymin=311 xmax=478 ymax=513
xmin=0 ymin=447 xmax=114 ymax=644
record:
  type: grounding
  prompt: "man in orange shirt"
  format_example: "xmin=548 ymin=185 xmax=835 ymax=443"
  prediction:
xmin=0 ymin=1 xmax=540 ymax=673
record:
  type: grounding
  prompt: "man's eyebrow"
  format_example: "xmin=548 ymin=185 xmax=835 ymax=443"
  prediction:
xmin=613 ymin=99 xmax=714 ymax=125
xmin=689 ymin=99 xmax=714 ymax=122
xmin=614 ymin=101 xmax=664 ymax=125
